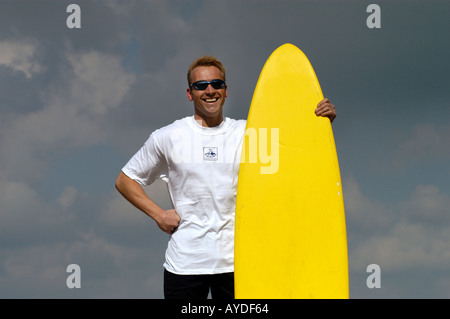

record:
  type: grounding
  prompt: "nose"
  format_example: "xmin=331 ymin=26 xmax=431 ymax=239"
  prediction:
xmin=205 ymin=83 xmax=216 ymax=94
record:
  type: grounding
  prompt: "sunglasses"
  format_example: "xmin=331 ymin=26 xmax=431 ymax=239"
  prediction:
xmin=190 ymin=79 xmax=226 ymax=90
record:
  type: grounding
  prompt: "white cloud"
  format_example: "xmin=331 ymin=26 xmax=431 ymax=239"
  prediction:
xmin=67 ymin=51 xmax=135 ymax=115
xmin=0 ymin=40 xmax=43 ymax=78
xmin=58 ymin=186 xmax=78 ymax=210
xmin=394 ymin=123 xmax=450 ymax=168
xmin=0 ymin=233 xmax=163 ymax=298
xmin=0 ymin=50 xmax=135 ymax=181
xmin=400 ymin=184 xmax=450 ymax=223
xmin=351 ymin=222 xmax=450 ymax=272
xmin=0 ymin=175 xmax=75 ymax=246
xmin=0 ymin=174 xmax=167 ymax=297
xmin=348 ymin=180 xmax=450 ymax=274
xmin=343 ymin=175 xmax=395 ymax=234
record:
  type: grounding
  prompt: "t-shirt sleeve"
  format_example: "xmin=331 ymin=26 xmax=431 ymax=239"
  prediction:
xmin=121 ymin=132 xmax=167 ymax=186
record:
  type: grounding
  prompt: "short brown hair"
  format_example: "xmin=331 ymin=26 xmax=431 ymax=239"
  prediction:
xmin=187 ymin=55 xmax=226 ymax=85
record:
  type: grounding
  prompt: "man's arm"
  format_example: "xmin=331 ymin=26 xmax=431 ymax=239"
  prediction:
xmin=315 ymin=98 xmax=336 ymax=123
xmin=115 ymin=171 xmax=180 ymax=234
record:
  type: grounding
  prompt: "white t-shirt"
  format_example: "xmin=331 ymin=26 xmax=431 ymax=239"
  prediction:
xmin=122 ymin=116 xmax=247 ymax=274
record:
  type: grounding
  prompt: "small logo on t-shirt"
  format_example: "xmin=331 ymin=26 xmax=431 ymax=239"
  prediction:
xmin=203 ymin=147 xmax=218 ymax=161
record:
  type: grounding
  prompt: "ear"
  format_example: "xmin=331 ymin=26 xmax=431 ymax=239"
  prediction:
xmin=186 ymin=87 xmax=194 ymax=101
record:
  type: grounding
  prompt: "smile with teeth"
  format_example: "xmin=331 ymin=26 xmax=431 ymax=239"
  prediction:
xmin=204 ymin=98 xmax=219 ymax=103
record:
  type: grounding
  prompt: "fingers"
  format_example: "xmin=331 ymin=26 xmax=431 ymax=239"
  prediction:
xmin=315 ymin=98 xmax=334 ymax=114
xmin=166 ymin=223 xmax=179 ymax=235
xmin=167 ymin=221 xmax=180 ymax=235
xmin=168 ymin=210 xmax=181 ymax=234
xmin=315 ymin=98 xmax=336 ymax=123
xmin=158 ymin=209 xmax=181 ymax=235
xmin=316 ymin=98 xmax=330 ymax=108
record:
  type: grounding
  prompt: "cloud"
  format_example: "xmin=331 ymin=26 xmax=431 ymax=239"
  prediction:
xmin=0 ymin=244 xmax=68 ymax=298
xmin=58 ymin=186 xmax=78 ymax=210
xmin=0 ymin=230 xmax=164 ymax=298
xmin=400 ymin=184 xmax=450 ymax=225
xmin=0 ymin=50 xmax=135 ymax=182
xmin=345 ymin=178 xmax=450 ymax=298
xmin=1 ymin=0 xmax=449 ymax=299
xmin=0 ymin=40 xmax=43 ymax=78
xmin=67 ymin=51 xmax=135 ymax=115
xmin=0 ymin=174 xmax=78 ymax=248
xmin=393 ymin=123 xmax=450 ymax=169
xmin=347 ymin=179 xmax=450 ymax=276
xmin=352 ymin=222 xmax=450 ymax=273
xmin=0 ymin=174 xmax=168 ymax=298
xmin=0 ymin=42 xmax=144 ymax=297
xmin=343 ymin=175 xmax=395 ymax=236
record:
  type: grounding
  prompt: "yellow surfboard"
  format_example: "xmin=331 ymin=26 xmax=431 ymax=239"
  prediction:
xmin=234 ymin=43 xmax=348 ymax=299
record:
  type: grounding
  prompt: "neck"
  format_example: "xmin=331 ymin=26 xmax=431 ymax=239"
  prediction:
xmin=194 ymin=113 xmax=223 ymax=127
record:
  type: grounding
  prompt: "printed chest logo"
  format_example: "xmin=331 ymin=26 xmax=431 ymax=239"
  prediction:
xmin=203 ymin=147 xmax=218 ymax=161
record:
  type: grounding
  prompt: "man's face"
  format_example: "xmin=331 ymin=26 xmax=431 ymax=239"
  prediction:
xmin=187 ymin=66 xmax=227 ymax=123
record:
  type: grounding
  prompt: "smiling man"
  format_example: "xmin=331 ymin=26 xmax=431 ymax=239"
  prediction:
xmin=115 ymin=56 xmax=336 ymax=299
xmin=187 ymin=60 xmax=228 ymax=127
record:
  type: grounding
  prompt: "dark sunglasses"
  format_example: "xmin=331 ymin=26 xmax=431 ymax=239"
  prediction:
xmin=190 ymin=79 xmax=226 ymax=90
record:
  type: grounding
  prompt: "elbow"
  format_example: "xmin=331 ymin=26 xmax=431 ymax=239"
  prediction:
xmin=115 ymin=172 xmax=124 ymax=193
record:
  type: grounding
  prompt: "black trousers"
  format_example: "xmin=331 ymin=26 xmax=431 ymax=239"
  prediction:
xmin=164 ymin=269 xmax=234 ymax=299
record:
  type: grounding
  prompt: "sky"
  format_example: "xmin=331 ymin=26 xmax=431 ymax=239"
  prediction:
xmin=0 ymin=0 xmax=449 ymax=299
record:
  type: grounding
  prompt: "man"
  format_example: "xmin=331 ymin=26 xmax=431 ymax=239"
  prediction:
xmin=115 ymin=56 xmax=336 ymax=299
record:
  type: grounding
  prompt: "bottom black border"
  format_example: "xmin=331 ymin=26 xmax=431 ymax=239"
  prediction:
xmin=2 ymin=298 xmax=425 ymax=317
